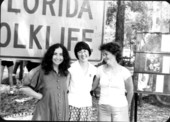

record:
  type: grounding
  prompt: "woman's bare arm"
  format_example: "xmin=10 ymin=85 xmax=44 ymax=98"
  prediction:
xmin=125 ymin=76 xmax=134 ymax=109
xmin=19 ymin=86 xmax=43 ymax=100
xmin=92 ymin=75 xmax=100 ymax=91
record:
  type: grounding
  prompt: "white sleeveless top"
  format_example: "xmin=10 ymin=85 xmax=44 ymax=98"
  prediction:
xmin=97 ymin=65 xmax=132 ymax=107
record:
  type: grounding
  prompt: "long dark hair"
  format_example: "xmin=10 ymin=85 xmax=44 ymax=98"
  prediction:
xmin=41 ymin=43 xmax=70 ymax=76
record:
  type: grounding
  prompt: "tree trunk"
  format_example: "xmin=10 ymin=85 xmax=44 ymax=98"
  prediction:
xmin=115 ymin=0 xmax=125 ymax=49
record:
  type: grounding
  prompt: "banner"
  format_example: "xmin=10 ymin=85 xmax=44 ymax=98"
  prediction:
xmin=0 ymin=0 xmax=105 ymax=61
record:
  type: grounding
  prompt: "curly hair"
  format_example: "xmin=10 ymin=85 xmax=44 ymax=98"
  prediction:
xmin=41 ymin=43 xmax=70 ymax=76
xmin=99 ymin=42 xmax=122 ymax=63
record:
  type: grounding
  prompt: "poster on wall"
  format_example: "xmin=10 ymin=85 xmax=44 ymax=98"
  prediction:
xmin=136 ymin=32 xmax=170 ymax=53
xmin=134 ymin=53 xmax=170 ymax=74
xmin=134 ymin=32 xmax=170 ymax=95
xmin=134 ymin=73 xmax=170 ymax=94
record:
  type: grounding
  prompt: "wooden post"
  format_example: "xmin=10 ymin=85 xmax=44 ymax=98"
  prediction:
xmin=134 ymin=93 xmax=138 ymax=122
xmin=130 ymin=95 xmax=135 ymax=122
xmin=0 ymin=60 xmax=1 ymax=85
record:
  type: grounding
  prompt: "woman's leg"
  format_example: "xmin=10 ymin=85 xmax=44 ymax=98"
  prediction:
xmin=8 ymin=65 xmax=14 ymax=87
xmin=0 ymin=65 xmax=5 ymax=85
xmin=111 ymin=105 xmax=129 ymax=122
xmin=13 ymin=60 xmax=20 ymax=74
xmin=69 ymin=105 xmax=80 ymax=121
xmin=79 ymin=106 xmax=93 ymax=121
xmin=18 ymin=61 xmax=24 ymax=80
xmin=98 ymin=104 xmax=111 ymax=121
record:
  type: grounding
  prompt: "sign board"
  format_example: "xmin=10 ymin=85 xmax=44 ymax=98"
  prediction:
xmin=0 ymin=0 xmax=105 ymax=61
xmin=134 ymin=32 xmax=170 ymax=95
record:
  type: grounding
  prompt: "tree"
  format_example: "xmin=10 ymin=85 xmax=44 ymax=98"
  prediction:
xmin=115 ymin=0 xmax=125 ymax=49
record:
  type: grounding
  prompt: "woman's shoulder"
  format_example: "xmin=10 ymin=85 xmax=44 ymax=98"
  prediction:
xmin=95 ymin=65 xmax=104 ymax=73
xmin=22 ymin=66 xmax=43 ymax=86
xmin=89 ymin=62 xmax=97 ymax=69
xmin=119 ymin=65 xmax=132 ymax=76
xmin=97 ymin=64 xmax=104 ymax=69
xmin=68 ymin=61 xmax=79 ymax=73
xmin=70 ymin=61 xmax=78 ymax=67
xmin=28 ymin=66 xmax=42 ymax=77
xmin=120 ymin=65 xmax=129 ymax=71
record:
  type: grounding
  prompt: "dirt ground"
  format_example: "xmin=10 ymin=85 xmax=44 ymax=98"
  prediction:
xmin=0 ymin=70 xmax=170 ymax=122
xmin=1 ymin=88 xmax=170 ymax=122
xmin=136 ymin=95 xmax=170 ymax=122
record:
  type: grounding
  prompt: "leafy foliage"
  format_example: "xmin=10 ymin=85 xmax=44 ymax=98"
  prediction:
xmin=126 ymin=1 xmax=147 ymax=13
xmin=140 ymin=33 xmax=161 ymax=52
xmin=0 ymin=91 xmax=37 ymax=118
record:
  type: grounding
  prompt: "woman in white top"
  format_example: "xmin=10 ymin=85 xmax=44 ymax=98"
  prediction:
xmin=92 ymin=42 xmax=134 ymax=122
xmin=68 ymin=41 xmax=97 ymax=121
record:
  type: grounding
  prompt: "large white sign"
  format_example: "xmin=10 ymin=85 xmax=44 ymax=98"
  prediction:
xmin=0 ymin=0 xmax=105 ymax=61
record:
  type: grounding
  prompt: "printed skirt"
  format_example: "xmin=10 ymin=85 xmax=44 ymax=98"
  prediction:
xmin=69 ymin=105 xmax=93 ymax=121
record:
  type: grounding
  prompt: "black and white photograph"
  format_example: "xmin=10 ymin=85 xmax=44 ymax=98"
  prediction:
xmin=145 ymin=54 xmax=162 ymax=73
xmin=1 ymin=0 xmax=170 ymax=122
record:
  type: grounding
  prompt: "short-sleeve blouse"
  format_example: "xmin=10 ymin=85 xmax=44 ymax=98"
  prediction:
xmin=97 ymin=65 xmax=132 ymax=107
xmin=27 ymin=67 xmax=69 ymax=121
xmin=68 ymin=61 xmax=97 ymax=107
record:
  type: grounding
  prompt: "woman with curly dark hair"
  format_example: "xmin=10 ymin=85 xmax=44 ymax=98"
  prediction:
xmin=92 ymin=42 xmax=134 ymax=122
xmin=19 ymin=43 xmax=71 ymax=121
